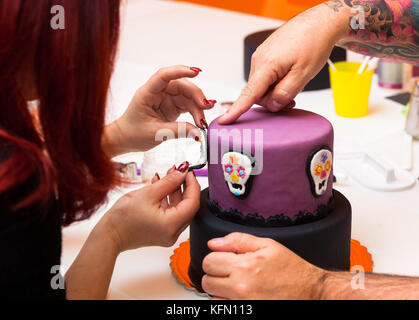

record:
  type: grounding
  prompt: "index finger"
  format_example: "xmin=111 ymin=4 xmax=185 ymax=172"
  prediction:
xmin=218 ymin=69 xmax=276 ymax=124
xmin=144 ymin=65 xmax=202 ymax=94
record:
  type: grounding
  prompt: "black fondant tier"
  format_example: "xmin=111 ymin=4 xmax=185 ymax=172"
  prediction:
xmin=189 ymin=188 xmax=351 ymax=292
xmin=244 ymin=29 xmax=347 ymax=90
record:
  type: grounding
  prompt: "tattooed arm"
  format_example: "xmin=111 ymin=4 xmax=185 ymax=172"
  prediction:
xmin=327 ymin=0 xmax=419 ymax=63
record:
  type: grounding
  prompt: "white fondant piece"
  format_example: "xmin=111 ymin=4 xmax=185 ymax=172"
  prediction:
xmin=222 ymin=152 xmax=253 ymax=197
xmin=189 ymin=129 xmax=208 ymax=170
xmin=340 ymin=152 xmax=417 ymax=192
xmin=309 ymin=149 xmax=333 ymax=196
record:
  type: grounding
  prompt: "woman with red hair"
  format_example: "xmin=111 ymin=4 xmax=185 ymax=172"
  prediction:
xmin=0 ymin=0 xmax=213 ymax=299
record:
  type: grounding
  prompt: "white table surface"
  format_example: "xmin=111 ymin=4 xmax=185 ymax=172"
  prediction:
xmin=61 ymin=0 xmax=419 ymax=300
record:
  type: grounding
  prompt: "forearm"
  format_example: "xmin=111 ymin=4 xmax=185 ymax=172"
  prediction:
xmin=65 ymin=217 xmax=121 ymax=299
xmin=324 ymin=0 xmax=419 ymax=63
xmin=315 ymin=270 xmax=419 ymax=299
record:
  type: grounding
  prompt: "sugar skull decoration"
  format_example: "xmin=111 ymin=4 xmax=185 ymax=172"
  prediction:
xmin=222 ymin=151 xmax=254 ymax=198
xmin=307 ymin=147 xmax=333 ymax=197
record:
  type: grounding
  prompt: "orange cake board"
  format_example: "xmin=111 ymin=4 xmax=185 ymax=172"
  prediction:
xmin=170 ymin=239 xmax=373 ymax=293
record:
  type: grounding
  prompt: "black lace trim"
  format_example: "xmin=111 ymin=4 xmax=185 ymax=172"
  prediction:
xmin=207 ymin=196 xmax=335 ymax=227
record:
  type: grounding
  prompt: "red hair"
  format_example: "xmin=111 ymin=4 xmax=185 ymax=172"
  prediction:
xmin=0 ymin=0 xmax=121 ymax=226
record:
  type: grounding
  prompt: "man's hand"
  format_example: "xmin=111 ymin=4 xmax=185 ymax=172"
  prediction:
xmin=218 ymin=4 xmax=349 ymax=124
xmin=201 ymin=232 xmax=325 ymax=299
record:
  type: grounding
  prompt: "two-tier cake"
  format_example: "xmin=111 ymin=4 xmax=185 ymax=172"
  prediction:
xmin=188 ymin=107 xmax=352 ymax=292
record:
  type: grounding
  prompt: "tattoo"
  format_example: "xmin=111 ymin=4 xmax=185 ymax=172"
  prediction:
xmin=325 ymin=0 xmax=419 ymax=63
xmin=324 ymin=0 xmax=344 ymax=12
xmin=342 ymin=40 xmax=419 ymax=60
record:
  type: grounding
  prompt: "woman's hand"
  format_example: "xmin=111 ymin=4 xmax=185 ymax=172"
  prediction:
xmin=99 ymin=161 xmax=200 ymax=252
xmin=103 ymin=65 xmax=216 ymax=157
xmin=218 ymin=4 xmax=350 ymax=124
xmin=201 ymin=232 xmax=325 ymax=300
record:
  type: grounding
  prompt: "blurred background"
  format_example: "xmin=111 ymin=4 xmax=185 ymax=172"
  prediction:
xmin=169 ymin=0 xmax=323 ymax=20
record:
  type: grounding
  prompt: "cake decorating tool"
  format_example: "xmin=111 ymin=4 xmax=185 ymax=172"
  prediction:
xmin=115 ymin=162 xmax=142 ymax=185
xmin=378 ymin=59 xmax=404 ymax=89
xmin=339 ymin=152 xmax=416 ymax=191
xmin=403 ymin=80 xmax=419 ymax=170
xmin=401 ymin=134 xmax=413 ymax=171
xmin=405 ymin=80 xmax=419 ymax=139
xmin=333 ymin=171 xmax=348 ymax=184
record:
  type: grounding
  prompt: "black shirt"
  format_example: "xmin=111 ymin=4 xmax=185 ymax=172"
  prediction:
xmin=0 ymin=153 xmax=66 ymax=299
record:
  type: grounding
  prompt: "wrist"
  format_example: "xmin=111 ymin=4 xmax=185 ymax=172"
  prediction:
xmin=102 ymin=119 xmax=132 ymax=158
xmin=318 ymin=1 xmax=353 ymax=43
xmin=92 ymin=212 xmax=124 ymax=256
xmin=308 ymin=267 xmax=330 ymax=300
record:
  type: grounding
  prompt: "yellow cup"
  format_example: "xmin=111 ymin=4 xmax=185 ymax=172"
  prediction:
xmin=329 ymin=62 xmax=374 ymax=118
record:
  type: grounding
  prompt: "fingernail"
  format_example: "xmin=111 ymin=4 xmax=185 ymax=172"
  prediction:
xmin=200 ymin=119 xmax=209 ymax=129
xmin=208 ymin=100 xmax=217 ymax=105
xmin=203 ymin=98 xmax=211 ymax=106
xmin=284 ymin=100 xmax=296 ymax=110
xmin=176 ymin=161 xmax=190 ymax=173
xmin=271 ymin=100 xmax=284 ymax=112
xmin=195 ymin=135 xmax=200 ymax=142
xmin=209 ymin=238 xmax=225 ymax=246
xmin=155 ymin=173 xmax=160 ymax=180
xmin=190 ymin=67 xmax=202 ymax=73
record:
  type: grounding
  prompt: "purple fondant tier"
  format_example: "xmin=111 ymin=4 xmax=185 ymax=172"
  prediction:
xmin=208 ymin=108 xmax=334 ymax=221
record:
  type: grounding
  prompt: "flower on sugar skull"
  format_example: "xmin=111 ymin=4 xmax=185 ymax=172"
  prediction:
xmin=308 ymin=147 xmax=333 ymax=197
xmin=222 ymin=151 xmax=254 ymax=198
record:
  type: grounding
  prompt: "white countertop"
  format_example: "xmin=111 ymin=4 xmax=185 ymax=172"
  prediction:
xmin=61 ymin=0 xmax=419 ymax=300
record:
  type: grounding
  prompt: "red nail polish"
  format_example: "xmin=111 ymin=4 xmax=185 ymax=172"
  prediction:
xmin=176 ymin=161 xmax=190 ymax=173
xmin=195 ymin=136 xmax=200 ymax=142
xmin=190 ymin=67 xmax=202 ymax=73
xmin=200 ymin=119 xmax=209 ymax=130
xmin=203 ymin=99 xmax=210 ymax=106
xmin=285 ymin=101 xmax=296 ymax=110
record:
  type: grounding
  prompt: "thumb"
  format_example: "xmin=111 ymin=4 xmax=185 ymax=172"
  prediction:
xmin=218 ymin=69 xmax=276 ymax=124
xmin=208 ymin=232 xmax=269 ymax=254
xmin=268 ymin=69 xmax=309 ymax=108
xmin=149 ymin=163 xmax=189 ymax=203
